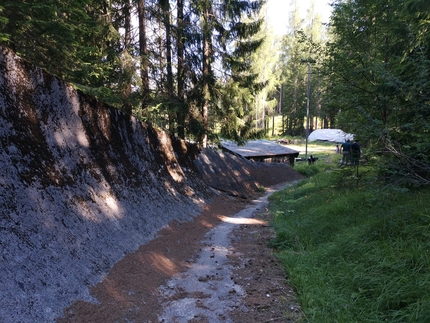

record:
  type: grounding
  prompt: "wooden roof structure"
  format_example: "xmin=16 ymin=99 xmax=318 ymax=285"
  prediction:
xmin=221 ymin=140 xmax=300 ymax=164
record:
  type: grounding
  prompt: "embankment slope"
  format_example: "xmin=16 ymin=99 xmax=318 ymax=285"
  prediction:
xmin=0 ymin=47 xmax=303 ymax=322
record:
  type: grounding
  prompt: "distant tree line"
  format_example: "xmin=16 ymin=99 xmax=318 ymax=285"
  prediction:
xmin=1 ymin=0 xmax=429 ymax=184
xmin=0 ymin=0 xmax=265 ymax=146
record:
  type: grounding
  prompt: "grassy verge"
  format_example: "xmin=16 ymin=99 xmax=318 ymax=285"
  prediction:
xmin=269 ymin=160 xmax=430 ymax=322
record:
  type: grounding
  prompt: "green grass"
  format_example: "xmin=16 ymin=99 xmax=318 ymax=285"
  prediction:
xmin=269 ymin=162 xmax=430 ymax=323
xmin=292 ymin=141 xmax=341 ymax=176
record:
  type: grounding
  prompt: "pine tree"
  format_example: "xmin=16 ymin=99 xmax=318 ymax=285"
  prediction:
xmin=279 ymin=0 xmax=308 ymax=135
xmin=326 ymin=0 xmax=430 ymax=184
xmin=186 ymin=0 xmax=264 ymax=146
xmin=1 ymin=0 xmax=103 ymax=80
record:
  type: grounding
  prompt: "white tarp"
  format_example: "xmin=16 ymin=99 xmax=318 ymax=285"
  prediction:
xmin=308 ymin=129 xmax=354 ymax=142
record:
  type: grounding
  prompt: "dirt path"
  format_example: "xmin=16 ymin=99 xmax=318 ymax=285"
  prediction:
xmin=58 ymin=183 xmax=303 ymax=323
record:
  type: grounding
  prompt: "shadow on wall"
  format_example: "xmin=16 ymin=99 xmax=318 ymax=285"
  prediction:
xmin=0 ymin=46 xmax=216 ymax=323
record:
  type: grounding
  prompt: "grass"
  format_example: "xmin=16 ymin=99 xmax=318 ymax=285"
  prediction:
xmin=268 ymin=152 xmax=430 ymax=323
xmin=292 ymin=140 xmax=341 ymax=176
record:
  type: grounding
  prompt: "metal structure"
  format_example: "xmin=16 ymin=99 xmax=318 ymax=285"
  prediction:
xmin=301 ymin=57 xmax=315 ymax=161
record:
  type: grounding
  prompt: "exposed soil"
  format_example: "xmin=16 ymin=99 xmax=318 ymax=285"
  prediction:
xmin=1 ymin=46 xmax=306 ymax=322
xmin=227 ymin=201 xmax=303 ymax=323
xmin=58 ymin=165 xmax=305 ymax=323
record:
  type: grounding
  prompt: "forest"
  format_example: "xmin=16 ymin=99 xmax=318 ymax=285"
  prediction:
xmin=1 ymin=0 xmax=429 ymax=185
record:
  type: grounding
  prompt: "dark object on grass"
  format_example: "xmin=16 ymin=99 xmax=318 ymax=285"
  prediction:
xmin=295 ymin=155 xmax=318 ymax=164
xmin=308 ymin=155 xmax=318 ymax=164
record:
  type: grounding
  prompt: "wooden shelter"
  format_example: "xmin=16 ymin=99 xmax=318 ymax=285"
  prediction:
xmin=221 ymin=140 xmax=300 ymax=165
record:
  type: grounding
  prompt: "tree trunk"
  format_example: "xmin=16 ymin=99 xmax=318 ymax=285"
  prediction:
xmin=123 ymin=0 xmax=133 ymax=115
xmin=202 ymin=6 xmax=213 ymax=148
xmin=138 ymin=0 xmax=149 ymax=110
xmin=160 ymin=0 xmax=174 ymax=133
xmin=272 ymin=114 xmax=275 ymax=136
xmin=255 ymin=95 xmax=258 ymax=129
xmin=176 ymin=0 xmax=186 ymax=139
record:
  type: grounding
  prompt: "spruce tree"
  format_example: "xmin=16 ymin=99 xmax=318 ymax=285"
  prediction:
xmin=326 ymin=0 xmax=430 ymax=184
xmin=187 ymin=0 xmax=264 ymax=146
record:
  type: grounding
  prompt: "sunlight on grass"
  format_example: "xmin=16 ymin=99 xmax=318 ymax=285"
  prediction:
xmin=268 ymin=159 xmax=430 ymax=323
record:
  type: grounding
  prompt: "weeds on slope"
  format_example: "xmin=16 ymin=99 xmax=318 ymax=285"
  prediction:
xmin=269 ymin=161 xmax=430 ymax=323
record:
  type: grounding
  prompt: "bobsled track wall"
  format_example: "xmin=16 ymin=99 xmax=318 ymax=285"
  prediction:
xmin=0 ymin=47 xmax=217 ymax=322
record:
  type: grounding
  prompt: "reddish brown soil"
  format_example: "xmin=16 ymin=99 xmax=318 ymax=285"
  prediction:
xmin=58 ymin=165 xmax=305 ymax=323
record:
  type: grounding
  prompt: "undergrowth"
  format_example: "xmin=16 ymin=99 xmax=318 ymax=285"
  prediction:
xmin=269 ymin=161 xmax=430 ymax=323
